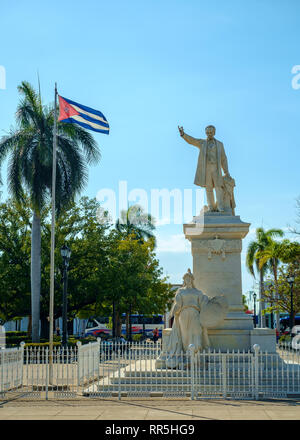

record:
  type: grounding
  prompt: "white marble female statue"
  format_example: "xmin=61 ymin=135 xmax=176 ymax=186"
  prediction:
xmin=165 ymin=269 xmax=228 ymax=368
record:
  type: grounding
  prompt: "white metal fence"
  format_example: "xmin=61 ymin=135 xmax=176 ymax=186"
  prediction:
xmin=0 ymin=344 xmax=24 ymax=396
xmin=77 ymin=339 xmax=100 ymax=386
xmin=0 ymin=340 xmax=300 ymax=400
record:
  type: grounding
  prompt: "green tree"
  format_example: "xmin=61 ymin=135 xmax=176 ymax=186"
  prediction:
xmin=278 ymin=241 xmax=300 ymax=265
xmin=256 ymin=239 xmax=290 ymax=331
xmin=101 ymin=234 xmax=172 ymax=337
xmin=263 ymin=264 xmax=300 ymax=326
xmin=0 ymin=198 xmax=31 ymax=325
xmin=246 ymin=227 xmax=284 ymax=327
xmin=262 ymin=240 xmax=300 ymax=328
xmin=116 ymin=205 xmax=156 ymax=245
xmin=0 ymin=195 xmax=171 ymax=340
xmin=37 ymin=197 xmax=112 ymax=337
xmin=0 ymin=82 xmax=100 ymax=341
xmin=115 ymin=204 xmax=157 ymax=336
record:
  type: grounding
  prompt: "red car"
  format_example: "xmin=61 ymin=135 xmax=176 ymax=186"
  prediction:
xmin=89 ymin=328 xmax=111 ymax=337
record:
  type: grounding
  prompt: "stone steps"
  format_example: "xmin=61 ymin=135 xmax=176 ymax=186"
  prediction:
xmin=83 ymin=356 xmax=300 ymax=396
xmin=123 ymin=368 xmax=297 ymax=377
xmin=110 ymin=377 xmax=300 ymax=385
xmin=91 ymin=382 xmax=300 ymax=392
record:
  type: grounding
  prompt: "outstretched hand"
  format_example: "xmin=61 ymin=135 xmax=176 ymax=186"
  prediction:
xmin=178 ymin=125 xmax=184 ymax=137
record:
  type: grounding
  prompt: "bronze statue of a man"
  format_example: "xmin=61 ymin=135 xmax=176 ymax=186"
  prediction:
xmin=178 ymin=125 xmax=230 ymax=212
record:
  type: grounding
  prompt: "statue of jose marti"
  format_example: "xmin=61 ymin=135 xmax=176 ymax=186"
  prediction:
xmin=178 ymin=124 xmax=236 ymax=214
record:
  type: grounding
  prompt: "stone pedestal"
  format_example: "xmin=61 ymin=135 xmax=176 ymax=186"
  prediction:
xmin=160 ymin=326 xmax=276 ymax=355
xmin=182 ymin=211 xmax=276 ymax=352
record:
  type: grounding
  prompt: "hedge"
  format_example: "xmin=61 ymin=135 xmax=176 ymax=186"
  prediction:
xmin=5 ymin=335 xmax=97 ymax=348
xmin=5 ymin=331 xmax=27 ymax=337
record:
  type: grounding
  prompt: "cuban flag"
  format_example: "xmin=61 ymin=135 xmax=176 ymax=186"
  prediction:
xmin=58 ymin=95 xmax=109 ymax=134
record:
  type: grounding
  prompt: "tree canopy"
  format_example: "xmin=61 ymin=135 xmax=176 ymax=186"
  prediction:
xmin=0 ymin=196 xmax=172 ymax=335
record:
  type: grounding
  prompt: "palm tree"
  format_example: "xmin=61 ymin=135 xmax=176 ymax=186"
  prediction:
xmin=0 ymin=81 xmax=100 ymax=341
xmin=116 ymin=205 xmax=156 ymax=245
xmin=246 ymin=227 xmax=284 ymax=327
xmin=115 ymin=205 xmax=156 ymax=338
xmin=257 ymin=239 xmax=289 ymax=332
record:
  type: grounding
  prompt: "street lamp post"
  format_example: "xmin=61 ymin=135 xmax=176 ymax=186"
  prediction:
xmin=253 ymin=292 xmax=257 ymax=329
xmin=60 ymin=244 xmax=71 ymax=348
xmin=286 ymin=274 xmax=295 ymax=334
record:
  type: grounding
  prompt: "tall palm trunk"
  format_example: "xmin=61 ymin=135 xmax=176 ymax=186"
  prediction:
xmin=259 ymin=269 xmax=266 ymax=328
xmin=31 ymin=211 xmax=41 ymax=342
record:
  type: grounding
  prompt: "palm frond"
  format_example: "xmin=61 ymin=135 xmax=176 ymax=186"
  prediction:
xmin=246 ymin=240 xmax=259 ymax=277
xmin=2 ymin=81 xmax=101 ymax=215
xmin=266 ymin=228 xmax=284 ymax=238
xmin=16 ymin=81 xmax=43 ymax=129
xmin=58 ymin=122 xmax=101 ymax=164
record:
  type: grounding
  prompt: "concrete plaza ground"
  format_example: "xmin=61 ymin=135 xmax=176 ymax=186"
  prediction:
xmin=0 ymin=397 xmax=300 ymax=420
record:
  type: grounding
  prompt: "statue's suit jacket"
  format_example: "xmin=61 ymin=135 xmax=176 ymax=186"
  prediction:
xmin=183 ymin=134 xmax=229 ymax=188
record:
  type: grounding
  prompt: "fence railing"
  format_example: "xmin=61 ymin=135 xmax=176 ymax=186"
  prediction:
xmin=0 ymin=344 xmax=24 ymax=395
xmin=77 ymin=338 xmax=100 ymax=386
xmin=0 ymin=339 xmax=300 ymax=400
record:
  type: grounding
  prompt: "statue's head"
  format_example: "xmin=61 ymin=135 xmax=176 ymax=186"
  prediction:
xmin=183 ymin=268 xmax=195 ymax=289
xmin=205 ymin=125 xmax=216 ymax=140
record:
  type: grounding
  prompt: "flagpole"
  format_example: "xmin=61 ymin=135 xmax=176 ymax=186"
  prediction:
xmin=49 ymin=83 xmax=57 ymax=383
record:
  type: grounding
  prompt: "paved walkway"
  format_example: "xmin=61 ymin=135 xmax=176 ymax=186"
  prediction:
xmin=0 ymin=397 xmax=300 ymax=420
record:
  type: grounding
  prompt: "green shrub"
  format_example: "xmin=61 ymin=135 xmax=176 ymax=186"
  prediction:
xmin=6 ymin=335 xmax=30 ymax=343
xmin=24 ymin=342 xmax=62 ymax=348
xmin=6 ymin=331 xmax=27 ymax=337
xmin=5 ymin=334 xmax=98 ymax=348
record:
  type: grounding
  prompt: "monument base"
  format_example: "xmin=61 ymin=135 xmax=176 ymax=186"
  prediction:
xmin=156 ymin=327 xmax=276 ymax=367
xmin=208 ymin=327 xmax=276 ymax=352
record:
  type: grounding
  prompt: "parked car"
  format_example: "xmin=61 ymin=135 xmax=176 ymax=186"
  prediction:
xmin=280 ymin=316 xmax=300 ymax=336
xmin=85 ymin=328 xmax=111 ymax=338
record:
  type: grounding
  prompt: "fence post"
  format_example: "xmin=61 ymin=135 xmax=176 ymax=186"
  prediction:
xmin=19 ymin=342 xmax=25 ymax=391
xmin=253 ymin=344 xmax=260 ymax=400
xmin=188 ymin=344 xmax=195 ymax=400
xmin=222 ymin=352 xmax=227 ymax=399
xmin=118 ymin=349 xmax=121 ymax=400
xmin=45 ymin=347 xmax=49 ymax=400
xmin=97 ymin=337 xmax=101 ymax=387
xmin=1 ymin=348 xmax=4 ymax=395
xmin=77 ymin=341 xmax=82 ymax=388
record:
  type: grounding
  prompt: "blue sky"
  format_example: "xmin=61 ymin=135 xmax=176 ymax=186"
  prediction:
xmin=0 ymin=0 xmax=299 ymax=306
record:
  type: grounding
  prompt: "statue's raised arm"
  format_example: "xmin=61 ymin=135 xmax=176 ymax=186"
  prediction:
xmin=178 ymin=125 xmax=203 ymax=148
